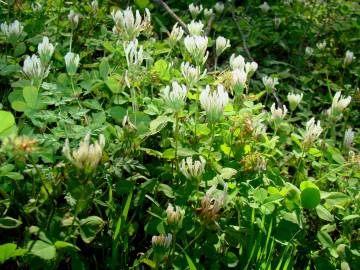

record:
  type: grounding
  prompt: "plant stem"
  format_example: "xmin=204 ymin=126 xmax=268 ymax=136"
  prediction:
xmin=174 ymin=112 xmax=180 ymax=175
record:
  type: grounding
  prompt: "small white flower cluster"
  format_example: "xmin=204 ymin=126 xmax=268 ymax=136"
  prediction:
xmin=151 ymin=233 xmax=172 ymax=248
xmin=23 ymin=55 xmax=50 ymax=84
xmin=38 ymin=36 xmax=55 ymax=63
xmin=214 ymin=2 xmax=224 ymax=14
xmin=31 ymin=2 xmax=42 ymax=12
xmin=180 ymin=156 xmax=206 ymax=180
xmin=262 ymin=75 xmax=279 ymax=91
xmin=168 ymin=23 xmax=184 ymax=47
xmin=180 ymin=62 xmax=206 ymax=86
xmin=62 ymin=133 xmax=105 ymax=171
xmin=327 ymin=91 xmax=351 ymax=117
xmin=64 ymin=52 xmax=80 ymax=76
xmin=204 ymin=8 xmax=214 ymax=19
xmin=344 ymin=128 xmax=354 ymax=148
xmin=184 ymin=35 xmax=209 ymax=66
xmin=230 ymin=54 xmax=258 ymax=90
xmin=189 ymin=4 xmax=203 ymax=18
xmin=259 ymin=2 xmax=270 ymax=13
xmin=274 ymin=17 xmax=281 ymax=29
xmin=198 ymin=184 xmax=228 ymax=223
xmin=200 ymin=84 xmax=229 ymax=122
xmin=216 ymin=36 xmax=230 ymax=57
xmin=162 ymin=81 xmax=187 ymax=112
xmin=166 ymin=204 xmax=184 ymax=225
xmin=0 ymin=20 xmax=24 ymax=44
xmin=187 ymin=20 xmax=204 ymax=36
xmin=90 ymin=0 xmax=98 ymax=13
xmin=303 ymin=118 xmax=323 ymax=146
xmin=270 ymin=103 xmax=287 ymax=120
xmin=316 ymin=40 xmax=326 ymax=50
xmin=123 ymin=39 xmax=144 ymax=68
xmin=287 ymin=92 xmax=303 ymax=110
xmin=68 ymin=10 xmax=81 ymax=26
xmin=305 ymin=47 xmax=314 ymax=56
xmin=111 ymin=7 xmax=151 ymax=40
xmin=344 ymin=50 xmax=355 ymax=66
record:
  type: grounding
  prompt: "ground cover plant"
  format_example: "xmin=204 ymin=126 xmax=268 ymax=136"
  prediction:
xmin=0 ymin=0 xmax=359 ymax=269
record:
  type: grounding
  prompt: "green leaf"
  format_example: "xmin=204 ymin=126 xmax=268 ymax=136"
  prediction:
xmin=225 ymin=251 xmax=239 ymax=268
xmin=0 ymin=243 xmax=17 ymax=264
xmin=149 ymin=115 xmax=170 ymax=133
xmin=135 ymin=0 xmax=150 ymax=8
xmin=316 ymin=205 xmax=334 ymax=222
xmin=158 ymin=183 xmax=175 ymax=198
xmin=0 ymin=217 xmax=22 ymax=229
xmin=301 ymin=188 xmax=320 ymax=209
xmin=317 ymin=231 xmax=333 ymax=249
xmin=79 ymin=216 xmax=105 ymax=244
xmin=220 ymin=167 xmax=238 ymax=180
xmin=185 ymin=252 xmax=197 ymax=270
xmin=0 ymin=111 xmax=17 ymax=139
xmin=29 ymin=240 xmax=56 ymax=260
xmin=105 ymin=76 xmax=123 ymax=94
xmin=23 ymin=86 xmax=38 ymax=109
xmin=54 ymin=241 xmax=80 ymax=251
xmin=325 ymin=192 xmax=351 ymax=208
xmin=99 ymin=58 xmax=110 ymax=80
xmin=152 ymin=59 xmax=170 ymax=81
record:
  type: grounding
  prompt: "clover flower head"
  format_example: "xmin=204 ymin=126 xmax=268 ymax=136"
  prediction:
xmin=64 ymin=52 xmax=80 ymax=75
xmin=259 ymin=2 xmax=270 ymax=12
xmin=198 ymin=184 xmax=228 ymax=223
xmin=204 ymin=8 xmax=214 ymax=19
xmin=214 ymin=2 xmax=225 ymax=14
xmin=181 ymin=62 xmax=206 ymax=86
xmin=344 ymin=128 xmax=355 ymax=148
xmin=316 ymin=40 xmax=326 ymax=50
xmin=166 ymin=204 xmax=184 ymax=225
xmin=180 ymin=156 xmax=206 ymax=180
xmin=327 ymin=91 xmax=351 ymax=116
xmin=68 ymin=10 xmax=80 ymax=26
xmin=200 ymin=84 xmax=229 ymax=122
xmin=187 ymin=20 xmax=204 ymax=36
xmin=62 ymin=133 xmax=105 ymax=171
xmin=23 ymin=54 xmax=50 ymax=84
xmin=270 ymin=103 xmax=287 ymax=120
xmin=162 ymin=81 xmax=187 ymax=112
xmin=287 ymin=92 xmax=303 ymax=110
xmin=189 ymin=3 xmax=203 ymax=18
xmin=344 ymin=50 xmax=355 ymax=66
xmin=168 ymin=23 xmax=184 ymax=47
xmin=184 ymin=35 xmax=209 ymax=66
xmin=38 ymin=36 xmax=55 ymax=63
xmin=216 ymin=36 xmax=230 ymax=57
xmin=232 ymin=68 xmax=247 ymax=89
xmin=305 ymin=47 xmax=314 ymax=56
xmin=152 ymin=234 xmax=172 ymax=248
xmin=262 ymin=76 xmax=279 ymax=91
xmin=123 ymin=39 xmax=144 ymax=67
xmin=229 ymin=54 xmax=245 ymax=70
xmin=303 ymin=118 xmax=323 ymax=146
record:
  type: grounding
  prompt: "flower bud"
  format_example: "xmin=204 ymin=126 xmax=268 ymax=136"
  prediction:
xmin=262 ymin=76 xmax=279 ymax=91
xmin=259 ymin=2 xmax=270 ymax=13
xmin=204 ymin=8 xmax=214 ymax=19
xmin=344 ymin=128 xmax=354 ymax=148
xmin=214 ymin=2 xmax=224 ymax=14
xmin=287 ymin=92 xmax=303 ymax=110
xmin=187 ymin=20 xmax=204 ymax=36
xmin=68 ymin=10 xmax=80 ymax=26
xmin=216 ymin=36 xmax=230 ymax=57
xmin=166 ymin=204 xmax=184 ymax=225
xmin=162 ymin=81 xmax=187 ymax=112
xmin=189 ymin=4 xmax=203 ymax=18
xmin=64 ymin=52 xmax=80 ymax=75
xmin=303 ymin=118 xmax=323 ymax=146
xmin=274 ymin=17 xmax=281 ymax=29
xmin=31 ymin=2 xmax=42 ymax=12
xmin=270 ymin=103 xmax=287 ymax=120
xmin=305 ymin=47 xmax=314 ymax=56
xmin=316 ymin=41 xmax=326 ymax=50
xmin=344 ymin=50 xmax=355 ymax=66
xmin=168 ymin=23 xmax=184 ymax=47
xmin=180 ymin=62 xmax=206 ymax=86
xmin=38 ymin=36 xmax=55 ymax=64
xmin=0 ymin=20 xmax=24 ymax=45
xmin=229 ymin=54 xmax=245 ymax=70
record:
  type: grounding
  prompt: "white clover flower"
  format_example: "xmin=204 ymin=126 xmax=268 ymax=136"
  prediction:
xmin=245 ymin=61 xmax=258 ymax=77
xmin=184 ymin=35 xmax=209 ymax=66
xmin=151 ymin=234 xmax=172 ymax=248
xmin=0 ymin=20 xmax=24 ymax=44
xmin=305 ymin=47 xmax=314 ymax=56
xmin=189 ymin=3 xmax=203 ymax=18
xmin=303 ymin=118 xmax=323 ymax=146
xmin=327 ymin=91 xmax=351 ymax=116
xmin=344 ymin=50 xmax=355 ymax=66
xmin=166 ymin=204 xmax=184 ymax=225
xmin=270 ymin=103 xmax=287 ymax=120
xmin=274 ymin=17 xmax=281 ymax=29
xmin=199 ymin=184 xmax=228 ymax=222
xmin=162 ymin=81 xmax=187 ymax=112
xmin=180 ymin=156 xmax=206 ymax=180
xmin=229 ymin=54 xmax=245 ymax=70
xmin=214 ymin=2 xmax=225 ymax=14
xmin=316 ymin=41 xmax=326 ymax=50
xmin=344 ymin=128 xmax=354 ymax=147
xmin=283 ymin=0 xmax=293 ymax=5
xmin=123 ymin=39 xmax=144 ymax=67
xmin=216 ymin=36 xmax=230 ymax=57
xmin=259 ymin=2 xmax=270 ymax=12
xmin=111 ymin=7 xmax=151 ymax=40
xmin=187 ymin=20 xmax=204 ymax=36
xmin=180 ymin=62 xmax=206 ymax=86
xmin=232 ymin=68 xmax=247 ymax=89
xmin=204 ymin=8 xmax=214 ymax=19
xmin=38 ymin=36 xmax=55 ymax=63
xmin=31 ymin=2 xmax=42 ymax=12
xmin=287 ymin=92 xmax=303 ymax=110
xmin=64 ymin=52 xmax=80 ymax=75
xmin=262 ymin=76 xmax=279 ymax=91
xmin=91 ymin=0 xmax=98 ymax=13
xmin=68 ymin=10 xmax=80 ymax=26
xmin=200 ymin=84 xmax=229 ymax=122
xmin=168 ymin=23 xmax=184 ymax=47
xmin=62 ymin=133 xmax=105 ymax=170
xmin=23 ymin=54 xmax=50 ymax=84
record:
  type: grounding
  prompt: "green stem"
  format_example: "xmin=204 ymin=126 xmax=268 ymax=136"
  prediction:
xmin=174 ymin=112 xmax=180 ymax=175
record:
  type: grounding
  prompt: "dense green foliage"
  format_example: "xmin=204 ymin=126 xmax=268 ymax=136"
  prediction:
xmin=0 ymin=0 xmax=359 ymax=269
